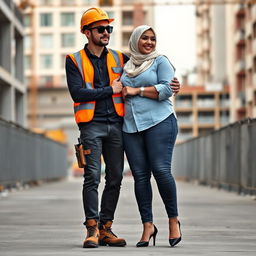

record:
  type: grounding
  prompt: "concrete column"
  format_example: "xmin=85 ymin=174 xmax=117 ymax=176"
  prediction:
xmin=15 ymin=33 xmax=24 ymax=83
xmin=211 ymin=5 xmax=227 ymax=84
xmin=0 ymin=22 xmax=11 ymax=72
xmin=15 ymin=89 xmax=25 ymax=125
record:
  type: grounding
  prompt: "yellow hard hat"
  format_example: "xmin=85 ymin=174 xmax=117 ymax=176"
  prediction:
xmin=80 ymin=7 xmax=114 ymax=33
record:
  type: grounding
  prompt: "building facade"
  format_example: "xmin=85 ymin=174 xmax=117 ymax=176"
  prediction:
xmin=0 ymin=0 xmax=26 ymax=125
xmin=195 ymin=1 xmax=256 ymax=122
xmin=230 ymin=4 xmax=256 ymax=121
xmin=19 ymin=0 xmax=153 ymax=130
xmin=16 ymin=0 xmax=153 ymax=166
xmin=173 ymin=85 xmax=230 ymax=143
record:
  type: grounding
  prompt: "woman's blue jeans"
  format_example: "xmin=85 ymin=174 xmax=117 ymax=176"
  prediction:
xmin=123 ymin=114 xmax=178 ymax=223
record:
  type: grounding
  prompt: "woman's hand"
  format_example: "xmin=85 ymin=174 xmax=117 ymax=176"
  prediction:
xmin=170 ymin=77 xmax=181 ymax=95
xmin=122 ymin=86 xmax=140 ymax=97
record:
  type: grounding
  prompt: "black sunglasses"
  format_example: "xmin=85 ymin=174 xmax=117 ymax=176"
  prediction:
xmin=88 ymin=25 xmax=113 ymax=34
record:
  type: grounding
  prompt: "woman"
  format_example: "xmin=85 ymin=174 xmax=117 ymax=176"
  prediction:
xmin=121 ymin=25 xmax=181 ymax=247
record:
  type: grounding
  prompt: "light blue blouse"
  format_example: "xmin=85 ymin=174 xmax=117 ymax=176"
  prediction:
xmin=121 ymin=55 xmax=176 ymax=133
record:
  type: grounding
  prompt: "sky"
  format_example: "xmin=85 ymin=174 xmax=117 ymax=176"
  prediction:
xmin=154 ymin=3 xmax=196 ymax=80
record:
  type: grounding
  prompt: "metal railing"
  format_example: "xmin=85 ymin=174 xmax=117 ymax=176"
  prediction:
xmin=0 ymin=118 xmax=68 ymax=187
xmin=173 ymin=118 xmax=256 ymax=195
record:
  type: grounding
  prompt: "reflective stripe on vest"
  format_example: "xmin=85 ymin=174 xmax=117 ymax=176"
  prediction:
xmin=68 ymin=48 xmax=124 ymax=123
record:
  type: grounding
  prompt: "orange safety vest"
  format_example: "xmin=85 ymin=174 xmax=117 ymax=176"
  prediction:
xmin=68 ymin=48 xmax=124 ymax=124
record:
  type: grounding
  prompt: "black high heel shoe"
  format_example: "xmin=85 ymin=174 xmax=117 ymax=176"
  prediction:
xmin=169 ymin=221 xmax=182 ymax=247
xmin=136 ymin=224 xmax=158 ymax=247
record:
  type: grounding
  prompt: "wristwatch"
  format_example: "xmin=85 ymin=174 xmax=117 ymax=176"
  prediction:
xmin=140 ymin=87 xmax=145 ymax=97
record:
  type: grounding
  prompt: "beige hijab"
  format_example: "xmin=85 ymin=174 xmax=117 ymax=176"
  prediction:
xmin=123 ymin=25 xmax=161 ymax=77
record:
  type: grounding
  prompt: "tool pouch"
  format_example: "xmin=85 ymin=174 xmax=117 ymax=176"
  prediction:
xmin=74 ymin=138 xmax=91 ymax=168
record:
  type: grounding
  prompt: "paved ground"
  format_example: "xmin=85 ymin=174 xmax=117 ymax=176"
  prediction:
xmin=0 ymin=175 xmax=256 ymax=256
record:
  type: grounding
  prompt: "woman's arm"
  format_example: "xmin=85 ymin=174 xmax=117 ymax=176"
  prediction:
xmin=122 ymin=56 xmax=175 ymax=100
xmin=154 ymin=56 xmax=175 ymax=100
xmin=122 ymin=86 xmax=158 ymax=99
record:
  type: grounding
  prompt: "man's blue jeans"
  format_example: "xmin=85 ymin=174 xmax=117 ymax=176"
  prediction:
xmin=80 ymin=121 xmax=124 ymax=224
xmin=123 ymin=114 xmax=178 ymax=223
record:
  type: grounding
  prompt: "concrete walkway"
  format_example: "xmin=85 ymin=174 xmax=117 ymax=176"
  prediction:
xmin=0 ymin=175 xmax=256 ymax=256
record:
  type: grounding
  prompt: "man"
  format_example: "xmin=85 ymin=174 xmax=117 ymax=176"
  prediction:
xmin=65 ymin=7 xmax=180 ymax=248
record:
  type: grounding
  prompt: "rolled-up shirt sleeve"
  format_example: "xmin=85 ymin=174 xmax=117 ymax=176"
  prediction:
xmin=154 ymin=56 xmax=175 ymax=101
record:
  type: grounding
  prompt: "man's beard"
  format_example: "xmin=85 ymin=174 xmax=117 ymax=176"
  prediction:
xmin=91 ymin=33 xmax=109 ymax=46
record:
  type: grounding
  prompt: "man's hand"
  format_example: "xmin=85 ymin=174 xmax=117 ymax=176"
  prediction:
xmin=122 ymin=86 xmax=140 ymax=97
xmin=112 ymin=78 xmax=123 ymax=94
xmin=171 ymin=77 xmax=181 ymax=95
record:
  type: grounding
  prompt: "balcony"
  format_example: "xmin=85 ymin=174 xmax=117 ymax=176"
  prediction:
xmin=235 ymin=59 xmax=246 ymax=73
xmin=202 ymin=18 xmax=210 ymax=32
xmin=196 ymin=24 xmax=203 ymax=36
xmin=178 ymin=116 xmax=193 ymax=125
xmin=202 ymin=60 xmax=210 ymax=71
xmin=235 ymin=29 xmax=245 ymax=43
xmin=220 ymin=99 xmax=230 ymax=108
xmin=253 ymin=40 xmax=256 ymax=54
xmin=252 ymin=5 xmax=256 ymax=21
xmin=246 ymin=55 xmax=253 ymax=69
xmin=235 ymin=3 xmax=246 ymax=16
xmin=245 ymin=22 xmax=252 ymax=37
xmin=246 ymin=87 xmax=253 ymax=102
xmin=122 ymin=0 xmax=136 ymax=4
xmin=177 ymin=132 xmax=193 ymax=142
xmin=253 ymin=74 xmax=256 ymax=88
xmin=237 ymin=91 xmax=246 ymax=107
xmin=197 ymin=99 xmax=215 ymax=108
xmin=220 ymin=113 xmax=230 ymax=126
xmin=198 ymin=116 xmax=215 ymax=125
xmin=175 ymin=101 xmax=193 ymax=109
xmin=202 ymin=39 xmax=209 ymax=51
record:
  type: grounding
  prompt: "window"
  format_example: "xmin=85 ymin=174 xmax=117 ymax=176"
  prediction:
xmin=25 ymin=76 xmax=31 ymax=86
xmin=220 ymin=94 xmax=230 ymax=108
xmin=61 ymin=75 xmax=67 ymax=87
xmin=175 ymin=95 xmax=193 ymax=108
xmin=253 ymin=22 xmax=256 ymax=38
xmin=122 ymin=32 xmax=132 ymax=47
xmin=60 ymin=0 xmax=74 ymax=5
xmin=254 ymin=57 xmax=256 ymax=72
xmin=106 ymin=11 xmax=114 ymax=19
xmin=24 ymin=35 xmax=32 ymax=49
xmin=198 ymin=128 xmax=214 ymax=136
xmin=178 ymin=128 xmax=193 ymax=141
xmin=197 ymin=95 xmax=215 ymax=108
xmin=220 ymin=111 xmax=229 ymax=125
xmin=61 ymin=12 xmax=75 ymax=26
xmin=236 ymin=43 xmax=245 ymax=60
xmin=61 ymin=54 xmax=67 ymax=68
xmin=38 ymin=75 xmax=53 ymax=87
xmin=198 ymin=111 xmax=215 ymax=124
xmin=40 ymin=13 xmax=53 ymax=27
xmin=122 ymin=0 xmax=135 ymax=4
xmin=61 ymin=33 xmax=75 ymax=47
xmin=177 ymin=112 xmax=193 ymax=125
xmin=24 ymin=55 xmax=31 ymax=70
xmin=122 ymin=11 xmax=133 ymax=26
xmin=38 ymin=0 xmax=53 ymax=5
xmin=81 ymin=0 xmax=97 ymax=4
xmin=39 ymin=34 xmax=53 ymax=48
xmin=23 ymin=14 xmax=31 ymax=27
xmin=99 ymin=0 xmax=113 ymax=6
xmin=40 ymin=54 xmax=53 ymax=69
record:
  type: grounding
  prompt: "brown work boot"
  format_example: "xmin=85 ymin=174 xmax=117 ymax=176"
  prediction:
xmin=83 ymin=219 xmax=99 ymax=248
xmin=99 ymin=221 xmax=126 ymax=247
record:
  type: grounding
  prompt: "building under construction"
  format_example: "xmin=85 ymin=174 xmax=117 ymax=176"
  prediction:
xmin=0 ymin=0 xmax=26 ymax=126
